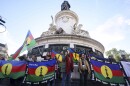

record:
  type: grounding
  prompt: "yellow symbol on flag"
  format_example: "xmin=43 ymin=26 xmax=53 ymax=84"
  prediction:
xmin=1 ymin=63 xmax=12 ymax=75
xmin=101 ymin=65 xmax=113 ymax=79
xmin=26 ymin=37 xmax=31 ymax=45
xmin=73 ymin=53 xmax=79 ymax=61
xmin=56 ymin=54 xmax=62 ymax=62
xmin=35 ymin=66 xmax=48 ymax=76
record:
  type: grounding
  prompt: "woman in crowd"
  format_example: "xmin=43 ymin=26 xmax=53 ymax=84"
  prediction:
xmin=78 ymin=53 xmax=91 ymax=86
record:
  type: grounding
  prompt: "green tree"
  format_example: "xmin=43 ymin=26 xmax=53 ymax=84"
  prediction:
xmin=105 ymin=48 xmax=130 ymax=62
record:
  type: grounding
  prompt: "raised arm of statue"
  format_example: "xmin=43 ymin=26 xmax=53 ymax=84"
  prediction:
xmin=51 ymin=15 xmax=54 ymax=25
xmin=61 ymin=1 xmax=70 ymax=10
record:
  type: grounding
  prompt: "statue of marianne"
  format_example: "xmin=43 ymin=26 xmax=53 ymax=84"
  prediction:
xmin=61 ymin=1 xmax=71 ymax=11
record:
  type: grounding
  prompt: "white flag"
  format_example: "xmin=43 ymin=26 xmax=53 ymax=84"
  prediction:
xmin=121 ymin=61 xmax=130 ymax=77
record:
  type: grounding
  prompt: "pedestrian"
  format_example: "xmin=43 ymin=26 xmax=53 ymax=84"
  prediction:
xmin=45 ymin=52 xmax=55 ymax=86
xmin=61 ymin=51 xmax=66 ymax=86
xmin=65 ymin=50 xmax=74 ymax=86
xmin=78 ymin=53 xmax=91 ymax=86
xmin=108 ymin=55 xmax=116 ymax=63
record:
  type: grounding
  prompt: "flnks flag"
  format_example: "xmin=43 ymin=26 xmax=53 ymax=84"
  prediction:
xmin=21 ymin=30 xmax=36 ymax=52
xmin=12 ymin=30 xmax=36 ymax=59
xmin=51 ymin=50 xmax=62 ymax=62
xmin=26 ymin=59 xmax=56 ymax=82
xmin=90 ymin=59 xmax=125 ymax=84
xmin=0 ymin=60 xmax=27 ymax=79
xmin=68 ymin=48 xmax=79 ymax=62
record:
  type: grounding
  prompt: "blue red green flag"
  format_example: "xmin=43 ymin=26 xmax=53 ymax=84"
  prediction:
xmin=11 ymin=45 xmax=23 ymax=60
xmin=21 ymin=30 xmax=36 ymax=52
xmin=11 ymin=30 xmax=36 ymax=60
xmin=0 ymin=60 xmax=27 ymax=79
xmin=90 ymin=59 xmax=125 ymax=84
xmin=68 ymin=48 xmax=79 ymax=62
xmin=26 ymin=59 xmax=56 ymax=82
xmin=51 ymin=50 xmax=57 ymax=58
xmin=51 ymin=50 xmax=62 ymax=62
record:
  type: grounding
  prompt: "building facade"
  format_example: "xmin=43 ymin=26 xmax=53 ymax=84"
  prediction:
xmin=0 ymin=43 xmax=8 ymax=59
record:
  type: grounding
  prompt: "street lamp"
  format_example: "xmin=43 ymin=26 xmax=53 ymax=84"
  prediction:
xmin=0 ymin=16 xmax=6 ymax=33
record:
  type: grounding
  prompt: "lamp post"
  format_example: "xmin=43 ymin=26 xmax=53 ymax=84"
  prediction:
xmin=0 ymin=16 xmax=6 ymax=33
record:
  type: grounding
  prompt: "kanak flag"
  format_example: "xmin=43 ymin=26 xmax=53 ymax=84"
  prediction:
xmin=0 ymin=60 xmax=27 ymax=79
xmin=90 ymin=59 xmax=125 ymax=84
xmin=11 ymin=30 xmax=36 ymax=60
xmin=26 ymin=59 xmax=56 ymax=82
xmin=51 ymin=50 xmax=62 ymax=62
xmin=68 ymin=48 xmax=79 ymax=62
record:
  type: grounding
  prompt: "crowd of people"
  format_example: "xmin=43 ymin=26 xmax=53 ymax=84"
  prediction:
xmin=0 ymin=49 xmax=92 ymax=86
xmin=56 ymin=49 xmax=91 ymax=86
xmin=0 ymin=48 xmax=129 ymax=86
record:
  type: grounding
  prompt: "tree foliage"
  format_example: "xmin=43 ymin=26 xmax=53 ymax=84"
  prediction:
xmin=105 ymin=48 xmax=130 ymax=62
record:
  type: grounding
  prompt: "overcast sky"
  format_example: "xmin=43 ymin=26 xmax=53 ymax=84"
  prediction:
xmin=0 ymin=0 xmax=130 ymax=55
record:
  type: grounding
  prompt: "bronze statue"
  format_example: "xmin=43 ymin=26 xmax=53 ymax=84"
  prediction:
xmin=61 ymin=1 xmax=70 ymax=10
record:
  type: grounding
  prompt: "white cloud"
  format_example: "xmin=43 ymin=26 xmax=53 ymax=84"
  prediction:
xmin=90 ymin=15 xmax=130 ymax=51
xmin=125 ymin=19 xmax=130 ymax=25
